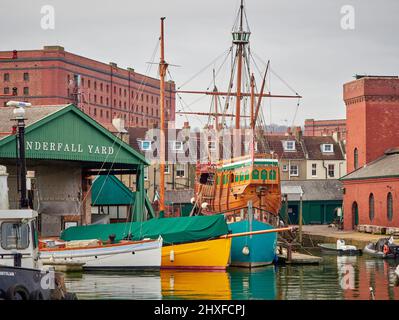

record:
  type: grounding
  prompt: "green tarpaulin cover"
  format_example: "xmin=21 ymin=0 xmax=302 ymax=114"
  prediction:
xmin=60 ymin=215 xmax=228 ymax=245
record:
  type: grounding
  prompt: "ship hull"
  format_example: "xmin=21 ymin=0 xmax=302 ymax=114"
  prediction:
xmin=161 ymin=238 xmax=232 ymax=270
xmin=228 ymin=220 xmax=277 ymax=267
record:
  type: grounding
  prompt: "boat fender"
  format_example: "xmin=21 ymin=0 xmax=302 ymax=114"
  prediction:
xmin=170 ymin=250 xmax=175 ymax=262
xmin=6 ymin=284 xmax=30 ymax=300
xmin=242 ymin=246 xmax=250 ymax=256
xmin=383 ymin=244 xmax=390 ymax=255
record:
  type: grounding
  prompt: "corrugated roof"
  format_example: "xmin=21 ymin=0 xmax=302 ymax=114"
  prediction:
xmin=282 ymin=180 xmax=343 ymax=201
xmin=341 ymin=149 xmax=399 ymax=180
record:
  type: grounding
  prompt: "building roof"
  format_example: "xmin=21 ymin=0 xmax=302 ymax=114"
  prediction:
xmin=265 ymin=135 xmax=305 ymax=160
xmin=282 ymin=180 xmax=343 ymax=201
xmin=302 ymin=136 xmax=345 ymax=160
xmin=341 ymin=148 xmax=399 ymax=181
xmin=92 ymin=175 xmax=135 ymax=206
xmin=0 ymin=104 xmax=149 ymax=166
xmin=0 ymin=105 xmax=66 ymax=136
xmin=165 ymin=189 xmax=194 ymax=204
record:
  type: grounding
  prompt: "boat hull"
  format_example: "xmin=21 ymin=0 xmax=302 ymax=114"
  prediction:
xmin=318 ymin=243 xmax=362 ymax=256
xmin=40 ymin=238 xmax=162 ymax=270
xmin=161 ymin=238 xmax=232 ymax=270
xmin=228 ymin=220 xmax=277 ymax=268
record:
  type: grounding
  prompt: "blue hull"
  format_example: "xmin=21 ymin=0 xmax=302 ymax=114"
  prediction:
xmin=228 ymin=220 xmax=277 ymax=267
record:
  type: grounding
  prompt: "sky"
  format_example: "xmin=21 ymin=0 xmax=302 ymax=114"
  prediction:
xmin=1 ymin=0 xmax=398 ymax=129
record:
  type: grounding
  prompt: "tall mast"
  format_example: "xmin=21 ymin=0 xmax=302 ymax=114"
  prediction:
xmin=212 ymin=69 xmax=219 ymax=130
xmin=250 ymin=73 xmax=255 ymax=162
xmin=159 ymin=17 xmax=168 ymax=217
xmin=234 ymin=0 xmax=245 ymax=129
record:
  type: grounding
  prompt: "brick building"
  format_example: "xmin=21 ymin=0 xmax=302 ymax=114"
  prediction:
xmin=0 ymin=46 xmax=175 ymax=129
xmin=341 ymin=75 xmax=399 ymax=230
xmin=304 ymin=118 xmax=346 ymax=141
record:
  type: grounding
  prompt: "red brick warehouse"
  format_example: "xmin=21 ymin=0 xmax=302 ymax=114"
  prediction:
xmin=342 ymin=75 xmax=399 ymax=230
xmin=0 ymin=46 xmax=176 ymax=129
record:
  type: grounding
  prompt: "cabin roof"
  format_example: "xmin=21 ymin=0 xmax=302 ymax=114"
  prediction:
xmin=0 ymin=209 xmax=38 ymax=220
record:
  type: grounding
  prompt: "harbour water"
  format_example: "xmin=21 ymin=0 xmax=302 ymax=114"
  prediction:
xmin=64 ymin=253 xmax=399 ymax=300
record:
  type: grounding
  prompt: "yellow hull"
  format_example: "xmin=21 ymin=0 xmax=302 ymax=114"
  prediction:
xmin=161 ymin=238 xmax=232 ymax=270
xmin=161 ymin=270 xmax=232 ymax=299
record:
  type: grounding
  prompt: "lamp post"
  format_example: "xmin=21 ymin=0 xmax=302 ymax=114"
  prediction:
xmin=7 ymin=101 xmax=31 ymax=209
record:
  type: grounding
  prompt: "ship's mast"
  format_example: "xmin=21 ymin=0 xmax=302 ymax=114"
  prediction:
xmin=159 ymin=17 xmax=168 ymax=217
xmin=233 ymin=0 xmax=248 ymax=129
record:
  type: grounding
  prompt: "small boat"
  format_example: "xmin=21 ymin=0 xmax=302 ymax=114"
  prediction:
xmin=40 ymin=237 xmax=163 ymax=271
xmin=363 ymin=236 xmax=399 ymax=259
xmin=318 ymin=240 xmax=362 ymax=255
xmin=0 ymin=209 xmax=75 ymax=300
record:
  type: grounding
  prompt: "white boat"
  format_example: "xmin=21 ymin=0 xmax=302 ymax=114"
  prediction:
xmin=39 ymin=237 xmax=163 ymax=270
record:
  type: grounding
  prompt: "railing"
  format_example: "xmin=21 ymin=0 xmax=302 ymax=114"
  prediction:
xmin=206 ymin=205 xmax=280 ymax=227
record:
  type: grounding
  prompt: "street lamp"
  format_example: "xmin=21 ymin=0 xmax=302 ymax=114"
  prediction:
xmin=7 ymin=100 xmax=31 ymax=209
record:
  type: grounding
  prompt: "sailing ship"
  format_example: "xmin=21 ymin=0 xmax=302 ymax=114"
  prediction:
xmin=178 ymin=0 xmax=301 ymax=267
xmin=46 ymin=11 xmax=293 ymax=270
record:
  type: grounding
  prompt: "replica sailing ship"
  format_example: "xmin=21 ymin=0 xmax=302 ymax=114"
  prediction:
xmin=178 ymin=1 xmax=301 ymax=267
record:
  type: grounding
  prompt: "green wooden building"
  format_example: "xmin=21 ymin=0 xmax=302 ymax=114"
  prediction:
xmin=280 ymin=180 xmax=343 ymax=225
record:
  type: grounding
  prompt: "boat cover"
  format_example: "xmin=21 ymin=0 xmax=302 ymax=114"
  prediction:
xmin=60 ymin=215 xmax=229 ymax=245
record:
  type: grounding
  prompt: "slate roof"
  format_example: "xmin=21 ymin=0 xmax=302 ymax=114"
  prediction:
xmin=264 ymin=135 xmax=305 ymax=160
xmin=282 ymin=180 xmax=343 ymax=201
xmin=302 ymin=136 xmax=345 ymax=160
xmin=341 ymin=148 xmax=399 ymax=181
xmin=165 ymin=189 xmax=194 ymax=204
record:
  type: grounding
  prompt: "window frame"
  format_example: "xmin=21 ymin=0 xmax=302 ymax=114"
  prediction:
xmin=140 ymin=140 xmax=152 ymax=151
xmin=322 ymin=144 xmax=334 ymax=153
xmin=328 ymin=164 xmax=335 ymax=178
xmin=289 ymin=164 xmax=299 ymax=177
xmin=1 ymin=221 xmax=30 ymax=250
xmin=284 ymin=140 xmax=296 ymax=151
xmin=176 ymin=164 xmax=185 ymax=178
xmin=311 ymin=163 xmax=317 ymax=177
xmin=172 ymin=141 xmax=184 ymax=152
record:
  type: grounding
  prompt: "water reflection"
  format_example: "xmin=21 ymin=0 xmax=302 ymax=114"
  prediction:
xmin=63 ymin=255 xmax=399 ymax=300
xmin=161 ymin=270 xmax=231 ymax=300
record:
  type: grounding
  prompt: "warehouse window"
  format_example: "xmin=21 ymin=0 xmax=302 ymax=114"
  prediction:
xmin=4 ymin=73 xmax=10 ymax=81
xmin=23 ymin=87 xmax=29 ymax=95
xmin=369 ymin=193 xmax=375 ymax=221
xmin=3 ymin=87 xmax=9 ymax=94
xmin=387 ymin=192 xmax=393 ymax=221
xmin=23 ymin=72 xmax=29 ymax=81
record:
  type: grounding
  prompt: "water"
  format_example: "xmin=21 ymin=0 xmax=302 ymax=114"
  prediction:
xmin=64 ymin=253 xmax=399 ymax=300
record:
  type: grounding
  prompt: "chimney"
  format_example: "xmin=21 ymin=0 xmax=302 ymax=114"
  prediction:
xmin=0 ymin=166 xmax=9 ymax=209
xmin=294 ymin=126 xmax=303 ymax=140
xmin=183 ymin=121 xmax=190 ymax=129
xmin=112 ymin=118 xmax=128 ymax=134
xmin=285 ymin=127 xmax=292 ymax=136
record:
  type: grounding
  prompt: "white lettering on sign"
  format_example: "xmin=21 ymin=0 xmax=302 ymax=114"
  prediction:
xmin=26 ymin=141 xmax=114 ymax=156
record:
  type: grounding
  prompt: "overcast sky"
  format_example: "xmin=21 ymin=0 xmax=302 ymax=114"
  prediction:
xmin=1 ymin=0 xmax=398 ymax=129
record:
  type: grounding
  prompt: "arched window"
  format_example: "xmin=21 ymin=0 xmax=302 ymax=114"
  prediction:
xmin=245 ymin=170 xmax=250 ymax=181
xmin=387 ymin=192 xmax=393 ymax=221
xmin=269 ymin=169 xmax=277 ymax=180
xmin=354 ymin=148 xmax=358 ymax=170
xmin=240 ymin=172 xmax=245 ymax=181
xmin=252 ymin=169 xmax=259 ymax=180
xmin=352 ymin=201 xmax=359 ymax=229
xmin=261 ymin=170 xmax=267 ymax=180
xmin=369 ymin=193 xmax=374 ymax=221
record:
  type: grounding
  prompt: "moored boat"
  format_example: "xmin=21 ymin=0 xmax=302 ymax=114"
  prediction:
xmin=363 ymin=237 xmax=399 ymax=259
xmin=318 ymin=239 xmax=362 ymax=256
xmin=39 ymin=237 xmax=163 ymax=271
